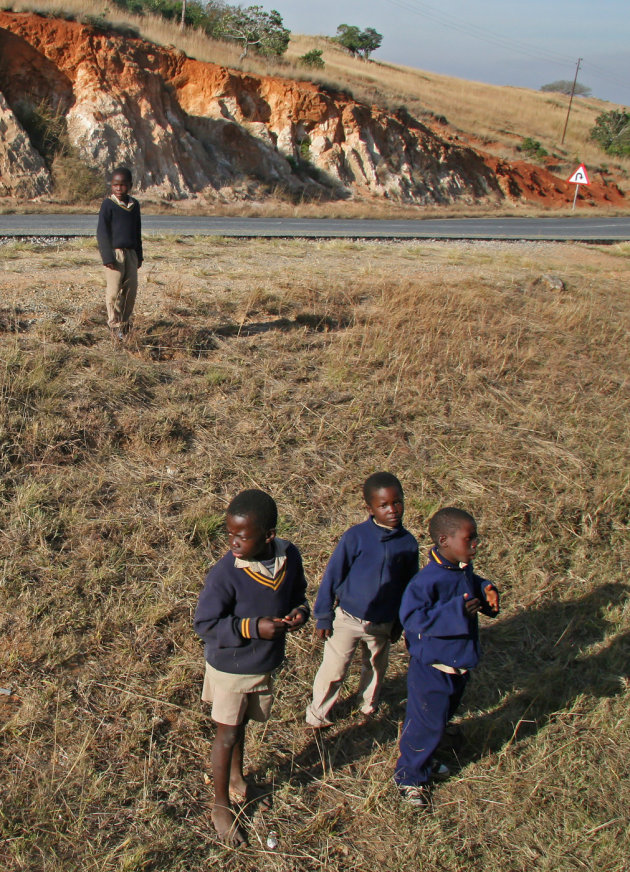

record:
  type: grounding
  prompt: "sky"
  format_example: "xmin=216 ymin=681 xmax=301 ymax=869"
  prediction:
xmin=270 ymin=0 xmax=630 ymax=106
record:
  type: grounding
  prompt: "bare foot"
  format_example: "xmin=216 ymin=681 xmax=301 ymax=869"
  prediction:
xmin=211 ymin=804 xmax=248 ymax=847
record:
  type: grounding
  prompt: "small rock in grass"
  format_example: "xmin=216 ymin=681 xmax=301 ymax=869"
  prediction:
xmin=532 ymin=274 xmax=566 ymax=292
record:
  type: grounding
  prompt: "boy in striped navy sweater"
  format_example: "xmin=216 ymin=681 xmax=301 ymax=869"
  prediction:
xmin=96 ymin=166 xmax=143 ymax=339
xmin=194 ymin=490 xmax=309 ymax=846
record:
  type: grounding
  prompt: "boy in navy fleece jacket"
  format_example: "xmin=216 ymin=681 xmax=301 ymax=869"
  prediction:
xmin=194 ymin=490 xmax=309 ymax=846
xmin=306 ymin=473 xmax=418 ymax=727
xmin=394 ymin=507 xmax=499 ymax=807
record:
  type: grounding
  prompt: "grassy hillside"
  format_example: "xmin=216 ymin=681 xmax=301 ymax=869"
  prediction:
xmin=0 ymin=235 xmax=629 ymax=870
xmin=4 ymin=0 xmax=630 ymax=195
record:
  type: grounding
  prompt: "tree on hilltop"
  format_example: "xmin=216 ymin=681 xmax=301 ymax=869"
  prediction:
xmin=358 ymin=27 xmax=382 ymax=60
xmin=540 ymin=80 xmax=591 ymax=97
xmin=220 ymin=5 xmax=290 ymax=59
xmin=335 ymin=24 xmax=362 ymax=58
xmin=335 ymin=24 xmax=382 ymax=60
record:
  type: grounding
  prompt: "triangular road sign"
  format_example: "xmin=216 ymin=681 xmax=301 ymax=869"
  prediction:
xmin=568 ymin=164 xmax=590 ymax=185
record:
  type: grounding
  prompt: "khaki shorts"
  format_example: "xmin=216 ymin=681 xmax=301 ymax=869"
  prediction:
xmin=202 ymin=662 xmax=273 ymax=726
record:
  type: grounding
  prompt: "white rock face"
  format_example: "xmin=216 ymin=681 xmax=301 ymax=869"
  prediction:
xmin=0 ymin=90 xmax=52 ymax=197
xmin=4 ymin=12 xmax=610 ymax=207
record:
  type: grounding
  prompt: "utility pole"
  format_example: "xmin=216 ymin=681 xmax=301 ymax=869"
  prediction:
xmin=180 ymin=0 xmax=186 ymax=30
xmin=561 ymin=58 xmax=582 ymax=145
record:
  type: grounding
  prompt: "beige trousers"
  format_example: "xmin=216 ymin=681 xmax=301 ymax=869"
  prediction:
xmin=105 ymin=248 xmax=138 ymax=328
xmin=306 ymin=607 xmax=393 ymax=725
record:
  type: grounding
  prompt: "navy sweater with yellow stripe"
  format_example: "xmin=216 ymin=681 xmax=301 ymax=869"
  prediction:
xmin=193 ymin=542 xmax=309 ymax=674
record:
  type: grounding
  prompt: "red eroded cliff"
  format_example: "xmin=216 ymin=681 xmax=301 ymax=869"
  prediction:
xmin=0 ymin=12 xmax=624 ymax=206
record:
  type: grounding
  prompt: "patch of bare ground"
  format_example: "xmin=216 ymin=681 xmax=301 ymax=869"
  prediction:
xmin=0 ymin=237 xmax=629 ymax=871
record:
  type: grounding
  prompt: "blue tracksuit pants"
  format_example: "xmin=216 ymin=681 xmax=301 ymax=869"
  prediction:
xmin=394 ymin=658 xmax=469 ymax=786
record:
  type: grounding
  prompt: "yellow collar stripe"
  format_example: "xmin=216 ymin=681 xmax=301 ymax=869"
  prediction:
xmin=242 ymin=564 xmax=287 ymax=591
xmin=431 ymin=549 xmax=444 ymax=565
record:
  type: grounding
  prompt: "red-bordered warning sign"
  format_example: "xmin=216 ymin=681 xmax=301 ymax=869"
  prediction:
xmin=568 ymin=164 xmax=590 ymax=185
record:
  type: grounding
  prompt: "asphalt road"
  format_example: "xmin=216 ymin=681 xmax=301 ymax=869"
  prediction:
xmin=1 ymin=214 xmax=629 ymax=241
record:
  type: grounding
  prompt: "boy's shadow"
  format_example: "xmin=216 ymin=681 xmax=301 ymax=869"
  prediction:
xmin=455 ymin=581 xmax=629 ymax=761
xmin=271 ymin=582 xmax=628 ymax=785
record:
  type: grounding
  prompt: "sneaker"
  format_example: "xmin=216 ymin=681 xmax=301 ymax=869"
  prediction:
xmin=398 ymin=784 xmax=432 ymax=808
xmin=431 ymin=760 xmax=450 ymax=780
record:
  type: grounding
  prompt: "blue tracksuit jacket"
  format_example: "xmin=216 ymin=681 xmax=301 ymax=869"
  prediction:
xmin=400 ymin=548 xmax=498 ymax=670
xmin=313 ymin=518 xmax=418 ymax=631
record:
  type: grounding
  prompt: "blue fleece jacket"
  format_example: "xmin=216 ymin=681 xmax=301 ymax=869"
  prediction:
xmin=313 ymin=518 xmax=419 ymax=630
xmin=400 ymin=548 xmax=498 ymax=670
xmin=193 ymin=540 xmax=309 ymax=674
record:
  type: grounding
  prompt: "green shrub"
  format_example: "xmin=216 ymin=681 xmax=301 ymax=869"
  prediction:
xmin=517 ymin=137 xmax=548 ymax=161
xmin=590 ymin=110 xmax=630 ymax=156
xmin=13 ymin=99 xmax=104 ymax=202
xmin=299 ymin=49 xmax=325 ymax=69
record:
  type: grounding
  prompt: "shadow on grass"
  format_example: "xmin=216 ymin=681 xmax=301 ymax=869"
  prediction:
xmin=458 ymin=581 xmax=630 ymax=758
xmin=271 ymin=582 xmax=629 ymax=786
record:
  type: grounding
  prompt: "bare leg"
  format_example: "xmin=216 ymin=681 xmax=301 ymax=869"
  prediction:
xmin=211 ymin=722 xmax=248 ymax=846
xmin=228 ymin=723 xmax=248 ymax=800
xmin=227 ymin=722 xmax=272 ymax=808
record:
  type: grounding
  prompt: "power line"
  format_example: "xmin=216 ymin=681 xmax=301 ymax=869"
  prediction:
xmin=382 ymin=0 xmax=630 ymax=100
xmin=383 ymin=0 xmax=578 ymax=66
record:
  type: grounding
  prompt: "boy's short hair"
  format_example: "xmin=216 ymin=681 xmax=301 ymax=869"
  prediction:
xmin=226 ymin=489 xmax=277 ymax=530
xmin=112 ymin=166 xmax=133 ymax=184
xmin=429 ymin=507 xmax=476 ymax=544
xmin=362 ymin=472 xmax=403 ymax=503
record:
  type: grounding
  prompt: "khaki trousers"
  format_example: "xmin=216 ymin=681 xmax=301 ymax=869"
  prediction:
xmin=306 ymin=607 xmax=393 ymax=725
xmin=105 ymin=248 xmax=138 ymax=328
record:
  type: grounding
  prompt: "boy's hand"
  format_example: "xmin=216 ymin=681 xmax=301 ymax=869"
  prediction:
xmin=257 ymin=617 xmax=287 ymax=640
xmin=463 ymin=593 xmax=482 ymax=616
xmin=316 ymin=628 xmax=331 ymax=640
xmin=282 ymin=608 xmax=307 ymax=632
xmin=484 ymin=584 xmax=500 ymax=614
xmin=105 ymin=262 xmax=117 ymax=270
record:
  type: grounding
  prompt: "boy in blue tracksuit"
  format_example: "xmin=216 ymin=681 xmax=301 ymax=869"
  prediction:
xmin=194 ymin=489 xmax=309 ymax=846
xmin=394 ymin=507 xmax=499 ymax=807
xmin=306 ymin=472 xmax=418 ymax=727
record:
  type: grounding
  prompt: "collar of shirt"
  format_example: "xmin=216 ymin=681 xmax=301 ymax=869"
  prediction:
xmin=234 ymin=537 xmax=288 ymax=578
xmin=370 ymin=517 xmax=403 ymax=537
xmin=429 ymin=548 xmax=469 ymax=571
xmin=110 ymin=194 xmax=135 ymax=211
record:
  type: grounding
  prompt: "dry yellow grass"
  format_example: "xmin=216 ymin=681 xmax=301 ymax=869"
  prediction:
xmin=0 ymin=235 xmax=629 ymax=870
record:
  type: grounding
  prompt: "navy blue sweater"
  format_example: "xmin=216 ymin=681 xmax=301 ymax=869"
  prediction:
xmin=193 ymin=541 xmax=309 ymax=674
xmin=400 ymin=549 xmax=498 ymax=670
xmin=96 ymin=196 xmax=143 ymax=265
xmin=313 ymin=518 xmax=419 ymax=630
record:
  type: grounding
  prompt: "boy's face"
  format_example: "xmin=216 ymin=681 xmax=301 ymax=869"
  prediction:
xmin=226 ymin=513 xmax=275 ymax=562
xmin=111 ymin=173 xmax=131 ymax=199
xmin=366 ymin=485 xmax=404 ymax=528
xmin=438 ymin=519 xmax=479 ymax=566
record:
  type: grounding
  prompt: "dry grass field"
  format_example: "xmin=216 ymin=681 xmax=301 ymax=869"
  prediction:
xmin=0 ymin=235 xmax=629 ymax=871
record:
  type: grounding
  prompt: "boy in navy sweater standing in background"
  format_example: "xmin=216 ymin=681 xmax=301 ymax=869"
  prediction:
xmin=96 ymin=166 xmax=143 ymax=340
xmin=194 ymin=490 xmax=309 ymax=846
xmin=306 ymin=473 xmax=418 ymax=728
xmin=394 ymin=507 xmax=499 ymax=807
